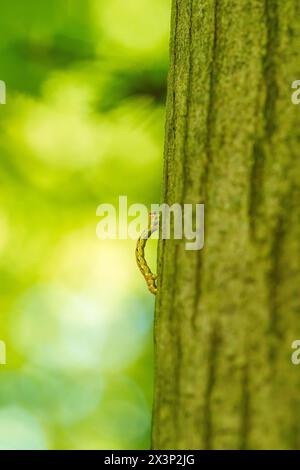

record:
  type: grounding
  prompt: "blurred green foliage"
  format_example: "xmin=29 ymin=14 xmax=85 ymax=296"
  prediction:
xmin=0 ymin=0 xmax=170 ymax=449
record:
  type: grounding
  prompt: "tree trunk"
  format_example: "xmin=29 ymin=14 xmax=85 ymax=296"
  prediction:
xmin=152 ymin=0 xmax=300 ymax=450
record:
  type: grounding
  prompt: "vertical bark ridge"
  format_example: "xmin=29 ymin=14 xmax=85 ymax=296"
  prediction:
xmin=192 ymin=0 xmax=220 ymax=327
xmin=202 ymin=322 xmax=221 ymax=449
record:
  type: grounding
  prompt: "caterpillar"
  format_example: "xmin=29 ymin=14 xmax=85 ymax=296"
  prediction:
xmin=135 ymin=212 xmax=159 ymax=295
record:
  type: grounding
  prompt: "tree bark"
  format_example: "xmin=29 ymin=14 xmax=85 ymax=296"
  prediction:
xmin=152 ymin=0 xmax=300 ymax=450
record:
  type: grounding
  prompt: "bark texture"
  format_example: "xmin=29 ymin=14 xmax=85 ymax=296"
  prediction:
xmin=152 ymin=0 xmax=300 ymax=450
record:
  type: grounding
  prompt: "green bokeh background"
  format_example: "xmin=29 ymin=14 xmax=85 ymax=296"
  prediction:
xmin=0 ymin=0 xmax=170 ymax=449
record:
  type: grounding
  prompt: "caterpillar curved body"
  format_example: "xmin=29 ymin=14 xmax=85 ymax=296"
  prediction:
xmin=135 ymin=212 xmax=159 ymax=295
